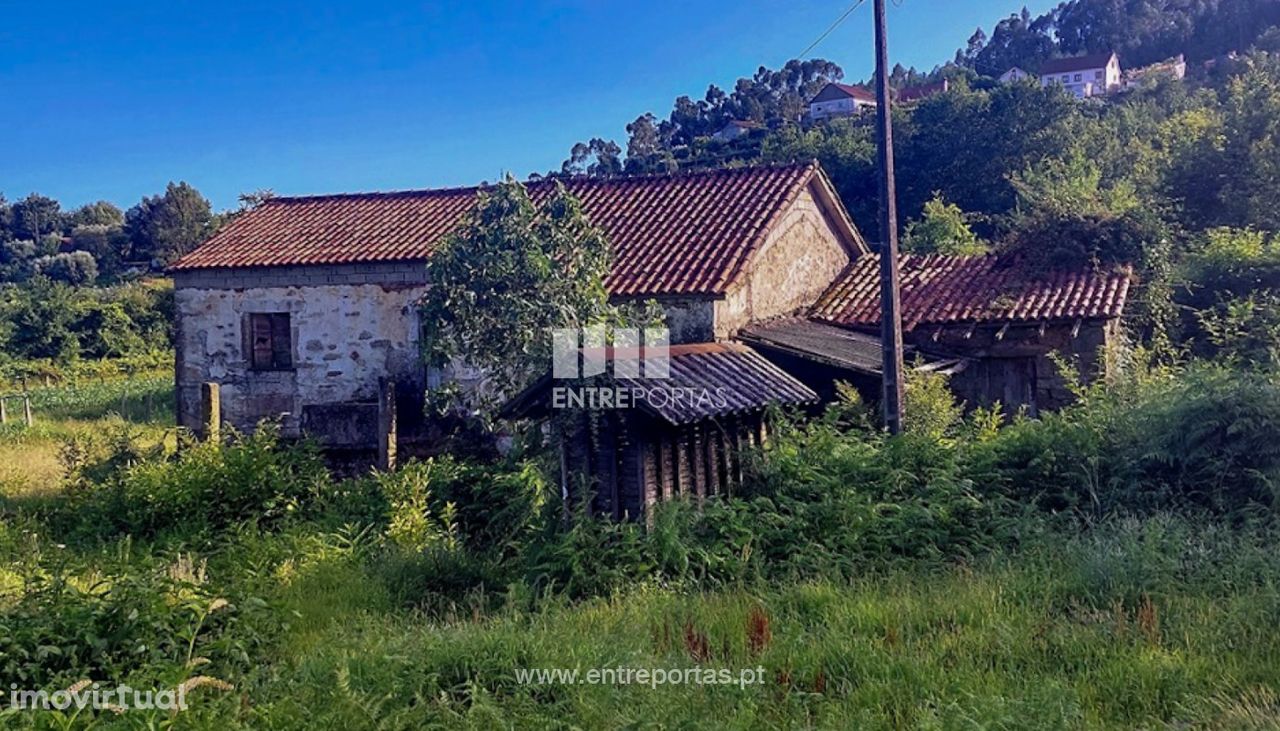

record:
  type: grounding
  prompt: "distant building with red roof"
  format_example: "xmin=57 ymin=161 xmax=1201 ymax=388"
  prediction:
xmin=896 ymin=79 xmax=949 ymax=104
xmin=1040 ymin=52 xmax=1122 ymax=98
xmin=806 ymin=82 xmax=877 ymax=120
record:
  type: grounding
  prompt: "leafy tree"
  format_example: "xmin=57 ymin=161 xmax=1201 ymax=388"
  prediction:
xmin=33 ymin=251 xmax=98 ymax=285
xmin=69 ymin=201 xmax=125 ymax=228
xmin=11 ymin=194 xmax=63 ymax=242
xmin=561 ymin=139 xmax=623 ymax=177
xmin=903 ymin=194 xmax=990 ymax=255
xmin=896 ymin=81 xmax=1079 ymax=234
xmin=67 ymin=224 xmax=130 ymax=278
xmin=1217 ymin=55 xmax=1280 ymax=230
xmin=125 ymin=181 xmax=215 ymax=265
xmin=0 ymin=276 xmax=81 ymax=361
xmin=0 ymin=239 xmax=37 ymax=281
xmin=418 ymin=177 xmax=638 ymax=415
xmin=762 ymin=118 xmax=879 ymax=238
xmin=971 ymin=8 xmax=1056 ymax=75
xmin=0 ymin=195 xmax=12 ymax=242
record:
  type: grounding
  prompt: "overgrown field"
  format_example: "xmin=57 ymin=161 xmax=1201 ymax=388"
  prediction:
xmin=4 ymin=359 xmax=1280 ymax=729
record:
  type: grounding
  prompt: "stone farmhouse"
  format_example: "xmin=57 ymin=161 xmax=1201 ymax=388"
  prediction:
xmin=170 ymin=163 xmax=863 ymax=447
xmin=171 ymin=161 xmax=1131 ymax=508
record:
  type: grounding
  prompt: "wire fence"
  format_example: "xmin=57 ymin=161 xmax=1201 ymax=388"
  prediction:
xmin=0 ymin=372 xmax=174 ymax=427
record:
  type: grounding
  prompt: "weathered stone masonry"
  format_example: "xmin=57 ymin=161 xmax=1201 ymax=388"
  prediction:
xmin=174 ymin=261 xmax=429 ymax=445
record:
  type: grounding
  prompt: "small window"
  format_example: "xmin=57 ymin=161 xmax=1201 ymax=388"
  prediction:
xmin=1074 ymin=73 xmax=1082 ymax=82
xmin=1062 ymin=75 xmax=1070 ymax=81
xmin=248 ymin=312 xmax=293 ymax=370
xmin=1095 ymin=70 xmax=1104 ymax=79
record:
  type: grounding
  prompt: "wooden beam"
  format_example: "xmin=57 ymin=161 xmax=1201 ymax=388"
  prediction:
xmin=995 ymin=322 xmax=1010 ymax=341
xmin=1071 ymin=318 xmax=1083 ymax=339
xmin=963 ymin=322 xmax=977 ymax=340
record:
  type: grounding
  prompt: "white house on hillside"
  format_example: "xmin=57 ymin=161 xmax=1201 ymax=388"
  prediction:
xmin=712 ymin=120 xmax=764 ymax=142
xmin=807 ymin=83 xmax=876 ymax=120
xmin=999 ymin=67 xmax=1033 ymax=84
xmin=1040 ymin=52 xmax=1122 ymax=98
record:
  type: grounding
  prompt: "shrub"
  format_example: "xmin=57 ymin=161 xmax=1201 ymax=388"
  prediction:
xmin=59 ymin=426 xmax=329 ymax=540
xmin=0 ymin=546 xmax=267 ymax=688
xmin=33 ymin=251 xmax=98 ymax=286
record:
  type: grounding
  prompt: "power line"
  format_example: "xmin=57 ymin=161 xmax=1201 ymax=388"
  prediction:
xmin=797 ymin=0 xmax=868 ymax=59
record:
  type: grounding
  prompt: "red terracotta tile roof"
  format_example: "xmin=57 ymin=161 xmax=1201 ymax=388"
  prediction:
xmin=897 ymin=80 xmax=949 ymax=103
xmin=172 ymin=162 xmax=863 ymax=297
xmin=813 ymin=82 xmax=877 ymax=103
xmin=813 ymin=254 xmax=1132 ymax=331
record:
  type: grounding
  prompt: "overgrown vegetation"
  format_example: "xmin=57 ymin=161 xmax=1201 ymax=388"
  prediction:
xmin=4 ymin=352 xmax=1280 ymax=727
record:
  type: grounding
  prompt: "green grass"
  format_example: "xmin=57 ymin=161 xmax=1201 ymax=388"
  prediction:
xmin=196 ymin=517 xmax=1279 ymax=730
xmin=0 ymin=376 xmax=172 ymax=500
xmin=4 ymin=364 xmax=1280 ymax=729
xmin=4 ymin=514 xmax=1280 ymax=729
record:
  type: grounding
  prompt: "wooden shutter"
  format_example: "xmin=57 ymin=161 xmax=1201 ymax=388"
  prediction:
xmin=249 ymin=312 xmax=292 ymax=370
xmin=269 ymin=313 xmax=292 ymax=369
xmin=250 ymin=314 xmax=273 ymax=370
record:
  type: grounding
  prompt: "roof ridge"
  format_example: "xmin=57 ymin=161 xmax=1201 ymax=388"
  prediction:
xmin=267 ymin=161 xmax=819 ymax=205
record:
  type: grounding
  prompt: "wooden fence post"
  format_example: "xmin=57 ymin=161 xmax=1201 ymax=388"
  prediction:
xmin=22 ymin=394 xmax=32 ymax=427
xmin=0 ymin=397 xmax=7 ymax=425
xmin=200 ymin=382 xmax=221 ymax=442
xmin=377 ymin=378 xmax=397 ymax=472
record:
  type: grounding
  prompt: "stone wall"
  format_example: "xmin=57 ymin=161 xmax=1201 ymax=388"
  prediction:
xmin=174 ymin=262 xmax=428 ymax=442
xmin=715 ymin=187 xmax=853 ymax=339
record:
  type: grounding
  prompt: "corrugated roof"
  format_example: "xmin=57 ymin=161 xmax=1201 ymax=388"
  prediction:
xmin=172 ymin=162 xmax=862 ymax=297
xmin=501 ymin=342 xmax=818 ymax=425
xmin=738 ymin=317 xmax=890 ymax=374
xmin=1040 ymin=52 xmax=1116 ymax=75
xmin=813 ymin=254 xmax=1131 ymax=331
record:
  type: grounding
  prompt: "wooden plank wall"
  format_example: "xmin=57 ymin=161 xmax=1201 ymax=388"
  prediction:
xmin=563 ymin=411 xmax=770 ymax=522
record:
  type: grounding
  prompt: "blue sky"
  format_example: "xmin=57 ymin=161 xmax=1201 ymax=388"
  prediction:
xmin=0 ymin=1 xmax=1057 ymax=211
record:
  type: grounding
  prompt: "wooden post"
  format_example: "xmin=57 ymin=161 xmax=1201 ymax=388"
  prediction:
xmin=200 ymin=382 xmax=221 ymax=442
xmin=22 ymin=394 xmax=32 ymax=427
xmin=873 ymin=0 xmax=906 ymax=434
xmin=377 ymin=378 xmax=397 ymax=472
xmin=0 ymin=397 xmax=7 ymax=424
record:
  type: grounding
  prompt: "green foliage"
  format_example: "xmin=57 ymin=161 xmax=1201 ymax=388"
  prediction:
xmin=1176 ymin=228 xmax=1280 ymax=363
xmin=0 ymin=547 xmax=264 ymax=691
xmin=125 ymin=181 xmax=215 ymax=265
xmin=418 ymin=177 xmax=648 ymax=417
xmin=56 ymin=426 xmax=329 ymax=540
xmin=32 ymin=250 xmax=98 ymax=285
xmin=0 ymin=278 xmax=173 ymax=364
xmin=377 ymin=460 xmax=462 ymax=553
xmin=902 ymin=193 xmax=989 ymax=255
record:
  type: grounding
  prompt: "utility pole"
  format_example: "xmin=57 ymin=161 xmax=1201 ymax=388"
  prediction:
xmin=873 ymin=0 xmax=905 ymax=434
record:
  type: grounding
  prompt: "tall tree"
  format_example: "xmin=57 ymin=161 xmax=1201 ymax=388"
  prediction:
xmin=560 ymin=139 xmax=623 ymax=177
xmin=11 ymin=194 xmax=63 ymax=242
xmin=0 ymin=195 xmax=12 ymax=242
xmin=125 ymin=181 xmax=214 ymax=265
xmin=69 ymin=200 xmax=125 ymax=228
